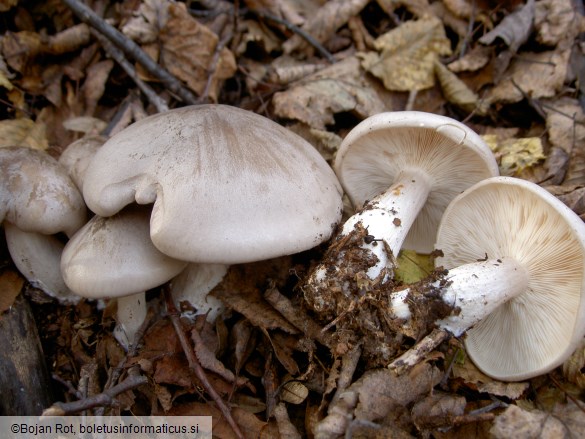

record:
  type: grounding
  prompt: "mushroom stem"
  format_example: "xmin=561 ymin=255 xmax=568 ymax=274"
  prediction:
xmin=341 ymin=167 xmax=433 ymax=279
xmin=392 ymin=258 xmax=529 ymax=337
xmin=113 ymin=292 xmax=147 ymax=350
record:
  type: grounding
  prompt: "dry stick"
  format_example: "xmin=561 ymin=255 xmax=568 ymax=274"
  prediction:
xmin=163 ymin=288 xmax=244 ymax=439
xmin=254 ymin=10 xmax=336 ymax=63
xmin=43 ymin=374 xmax=148 ymax=416
xmin=91 ymin=29 xmax=169 ymax=113
xmin=61 ymin=0 xmax=198 ymax=105
xmin=388 ymin=328 xmax=451 ymax=375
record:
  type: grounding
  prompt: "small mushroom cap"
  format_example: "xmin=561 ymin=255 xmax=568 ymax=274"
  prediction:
xmin=83 ymin=105 xmax=343 ymax=263
xmin=61 ymin=205 xmax=188 ymax=299
xmin=436 ymin=176 xmax=585 ymax=381
xmin=58 ymin=136 xmax=106 ymax=191
xmin=334 ymin=111 xmax=499 ymax=253
xmin=0 ymin=147 xmax=87 ymax=236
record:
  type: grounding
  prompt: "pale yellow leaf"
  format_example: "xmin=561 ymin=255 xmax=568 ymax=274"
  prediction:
xmin=394 ymin=250 xmax=434 ymax=284
xmin=0 ymin=118 xmax=48 ymax=150
xmin=483 ymin=134 xmax=545 ymax=176
xmin=359 ymin=15 xmax=452 ymax=91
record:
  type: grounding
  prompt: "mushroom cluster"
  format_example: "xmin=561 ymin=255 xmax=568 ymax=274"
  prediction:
xmin=302 ymin=111 xmax=585 ymax=381
xmin=58 ymin=104 xmax=344 ymax=349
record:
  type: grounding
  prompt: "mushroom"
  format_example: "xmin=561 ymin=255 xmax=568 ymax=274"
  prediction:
xmin=61 ymin=205 xmax=188 ymax=349
xmin=82 ymin=104 xmax=343 ymax=263
xmin=304 ymin=111 xmax=498 ymax=311
xmin=389 ymin=176 xmax=585 ymax=381
xmin=1 ymin=146 xmax=87 ymax=302
xmin=58 ymin=135 xmax=106 ymax=191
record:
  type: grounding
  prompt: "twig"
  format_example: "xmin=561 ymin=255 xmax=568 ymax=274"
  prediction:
xmin=388 ymin=328 xmax=450 ymax=374
xmin=254 ymin=10 xmax=336 ymax=63
xmin=199 ymin=25 xmax=234 ymax=103
xmin=91 ymin=29 xmax=169 ymax=113
xmin=61 ymin=0 xmax=198 ymax=105
xmin=43 ymin=374 xmax=148 ymax=415
xmin=163 ymin=287 xmax=245 ymax=439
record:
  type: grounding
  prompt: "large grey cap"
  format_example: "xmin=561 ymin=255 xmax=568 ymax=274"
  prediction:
xmin=0 ymin=146 xmax=86 ymax=236
xmin=83 ymin=105 xmax=343 ymax=263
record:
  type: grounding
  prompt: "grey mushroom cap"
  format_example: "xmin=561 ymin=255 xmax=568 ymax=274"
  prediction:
xmin=82 ymin=105 xmax=343 ymax=263
xmin=334 ymin=111 xmax=499 ymax=253
xmin=61 ymin=205 xmax=188 ymax=299
xmin=58 ymin=135 xmax=106 ymax=191
xmin=1 ymin=146 xmax=87 ymax=236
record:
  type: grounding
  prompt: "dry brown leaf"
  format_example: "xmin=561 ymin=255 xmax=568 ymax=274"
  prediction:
xmin=82 ymin=60 xmax=114 ymax=116
xmin=0 ymin=0 xmax=18 ymax=12
xmin=0 ymin=118 xmax=48 ymax=150
xmin=411 ymin=392 xmax=466 ymax=430
xmin=359 ymin=15 xmax=452 ymax=91
xmin=486 ymin=49 xmax=571 ymax=104
xmin=282 ymin=0 xmax=369 ymax=55
xmin=544 ymin=98 xmax=585 ymax=186
xmin=562 ymin=338 xmax=585 ymax=389
xmin=434 ymin=60 xmax=483 ymax=114
xmin=121 ymin=0 xmax=167 ymax=44
xmin=447 ymin=45 xmax=492 ymax=73
xmin=159 ymin=2 xmax=236 ymax=101
xmin=169 ymin=402 xmax=267 ymax=439
xmin=0 ymin=31 xmax=42 ymax=73
xmin=0 ymin=270 xmax=24 ymax=313
xmin=191 ymin=327 xmax=247 ymax=387
xmin=535 ymin=0 xmax=582 ymax=47
xmin=452 ymin=358 xmax=529 ymax=400
xmin=479 ymin=0 xmax=534 ymax=52
xmin=273 ymin=402 xmax=302 ymax=439
xmin=491 ymin=404 xmax=570 ymax=439
xmin=236 ymin=19 xmax=281 ymax=56
xmin=272 ymin=56 xmax=385 ymax=129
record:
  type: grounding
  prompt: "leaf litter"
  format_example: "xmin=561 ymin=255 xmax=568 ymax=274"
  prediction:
xmin=0 ymin=0 xmax=584 ymax=437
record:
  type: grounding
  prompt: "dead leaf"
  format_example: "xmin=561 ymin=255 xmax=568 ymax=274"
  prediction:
xmin=273 ymin=402 xmax=302 ymax=439
xmin=160 ymin=2 xmax=236 ymax=101
xmin=479 ymin=0 xmax=534 ymax=52
xmin=486 ymin=49 xmax=571 ymax=104
xmin=359 ymin=15 xmax=452 ymax=91
xmin=435 ymin=60 xmax=484 ymax=114
xmin=491 ymin=404 xmax=569 ymax=439
xmin=535 ymin=0 xmax=582 ymax=47
xmin=0 ymin=0 xmax=17 ymax=12
xmin=272 ymin=56 xmax=386 ymax=129
xmin=562 ymin=337 xmax=585 ymax=390
xmin=544 ymin=98 xmax=585 ymax=186
xmin=447 ymin=45 xmax=492 ymax=73
xmin=82 ymin=60 xmax=114 ymax=116
xmin=452 ymin=358 xmax=529 ymax=400
xmin=544 ymin=185 xmax=585 ymax=217
xmin=169 ymin=402 xmax=267 ymax=439
xmin=395 ymin=250 xmax=434 ymax=285
xmin=0 ymin=118 xmax=48 ymax=150
xmin=411 ymin=392 xmax=466 ymax=430
xmin=282 ymin=0 xmax=369 ymax=55
xmin=483 ymin=134 xmax=545 ymax=176
xmin=0 ymin=270 xmax=24 ymax=313
xmin=121 ymin=0 xmax=167 ymax=44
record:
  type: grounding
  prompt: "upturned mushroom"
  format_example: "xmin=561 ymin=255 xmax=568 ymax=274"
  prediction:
xmin=82 ymin=104 xmax=343 ymax=264
xmin=61 ymin=205 xmax=188 ymax=349
xmin=1 ymin=147 xmax=87 ymax=302
xmin=388 ymin=176 xmax=585 ymax=381
xmin=304 ymin=111 xmax=498 ymax=314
